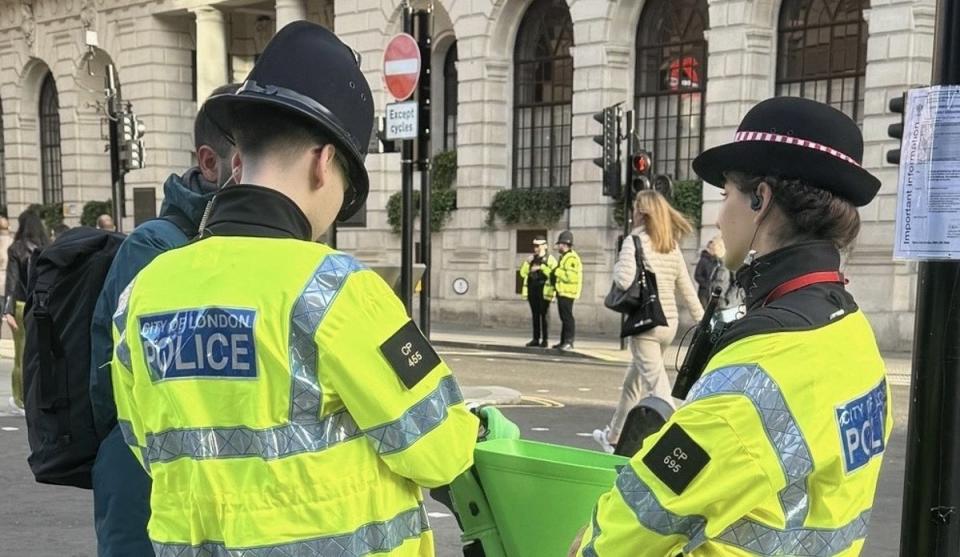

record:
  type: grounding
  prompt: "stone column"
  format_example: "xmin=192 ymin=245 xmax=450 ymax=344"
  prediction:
xmin=192 ymin=6 xmax=228 ymax=108
xmin=275 ymin=0 xmax=306 ymax=31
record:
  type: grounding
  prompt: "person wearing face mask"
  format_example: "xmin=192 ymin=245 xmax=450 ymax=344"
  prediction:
xmin=519 ymin=236 xmax=558 ymax=347
xmin=571 ymin=97 xmax=890 ymax=556
xmin=109 ymin=23 xmax=477 ymax=555
xmin=88 ymin=82 xmax=240 ymax=557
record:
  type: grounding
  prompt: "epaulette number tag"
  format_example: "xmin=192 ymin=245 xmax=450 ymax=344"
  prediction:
xmin=380 ymin=320 xmax=442 ymax=389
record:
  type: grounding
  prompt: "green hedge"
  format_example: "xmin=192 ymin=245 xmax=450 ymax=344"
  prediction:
xmin=612 ymin=180 xmax=703 ymax=228
xmin=486 ymin=187 xmax=570 ymax=228
xmin=386 ymin=150 xmax=458 ymax=234
xmin=81 ymin=200 xmax=113 ymax=227
xmin=27 ymin=203 xmax=63 ymax=234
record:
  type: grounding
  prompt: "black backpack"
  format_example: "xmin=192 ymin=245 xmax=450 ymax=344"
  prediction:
xmin=22 ymin=227 xmax=125 ymax=488
xmin=22 ymin=215 xmax=193 ymax=489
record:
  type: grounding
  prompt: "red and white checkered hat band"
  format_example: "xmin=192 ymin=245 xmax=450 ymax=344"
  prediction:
xmin=734 ymin=131 xmax=861 ymax=168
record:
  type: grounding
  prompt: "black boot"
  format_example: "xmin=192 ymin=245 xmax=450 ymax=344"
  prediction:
xmin=539 ymin=339 xmax=548 ymax=348
xmin=525 ymin=339 xmax=540 ymax=347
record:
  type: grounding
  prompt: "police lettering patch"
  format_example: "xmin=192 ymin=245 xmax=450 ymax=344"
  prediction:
xmin=379 ymin=320 xmax=442 ymax=389
xmin=138 ymin=308 xmax=258 ymax=380
xmin=836 ymin=380 xmax=887 ymax=474
xmin=642 ymin=423 xmax=710 ymax=495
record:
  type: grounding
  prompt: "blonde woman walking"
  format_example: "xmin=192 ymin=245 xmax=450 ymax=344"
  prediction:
xmin=593 ymin=190 xmax=704 ymax=453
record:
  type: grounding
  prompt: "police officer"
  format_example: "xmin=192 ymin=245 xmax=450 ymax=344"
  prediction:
xmin=552 ymin=230 xmax=582 ymax=351
xmin=111 ymin=23 xmax=478 ymax=555
xmin=519 ymin=236 xmax=557 ymax=347
xmin=572 ymin=97 xmax=890 ymax=555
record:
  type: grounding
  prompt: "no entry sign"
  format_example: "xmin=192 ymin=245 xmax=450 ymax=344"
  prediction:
xmin=383 ymin=33 xmax=421 ymax=101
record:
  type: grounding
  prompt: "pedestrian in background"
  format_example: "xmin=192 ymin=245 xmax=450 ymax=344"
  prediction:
xmin=592 ymin=190 xmax=703 ymax=453
xmin=695 ymin=235 xmax=736 ymax=308
xmin=552 ymin=230 xmax=581 ymax=351
xmin=96 ymin=214 xmax=115 ymax=231
xmin=519 ymin=236 xmax=558 ymax=347
xmin=0 ymin=217 xmax=11 ymax=340
xmin=4 ymin=210 xmax=48 ymax=410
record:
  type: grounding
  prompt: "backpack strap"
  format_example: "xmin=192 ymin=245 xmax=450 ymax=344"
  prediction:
xmin=30 ymin=273 xmax=63 ymax=412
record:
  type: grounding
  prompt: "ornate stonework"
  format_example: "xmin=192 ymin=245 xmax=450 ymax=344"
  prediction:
xmin=20 ymin=1 xmax=35 ymax=47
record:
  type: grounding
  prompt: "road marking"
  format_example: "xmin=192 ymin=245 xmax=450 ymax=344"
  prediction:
xmin=1 ymin=427 xmax=18 ymax=431
xmin=427 ymin=512 xmax=452 ymax=519
xmin=485 ymin=358 xmax=497 ymax=362
xmin=576 ymin=432 xmax=593 ymax=437
xmin=578 ymin=387 xmax=592 ymax=392
xmin=531 ymin=427 xmax=550 ymax=432
xmin=450 ymin=358 xmax=461 ymax=362
xmin=499 ymin=396 xmax=564 ymax=408
xmin=536 ymin=389 xmax=550 ymax=393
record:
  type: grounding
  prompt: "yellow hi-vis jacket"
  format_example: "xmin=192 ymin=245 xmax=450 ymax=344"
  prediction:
xmin=554 ymin=250 xmax=583 ymax=300
xmin=519 ymin=254 xmax=558 ymax=301
xmin=111 ymin=237 xmax=478 ymax=556
xmin=576 ymin=309 xmax=890 ymax=556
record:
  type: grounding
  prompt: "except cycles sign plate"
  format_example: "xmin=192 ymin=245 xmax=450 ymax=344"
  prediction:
xmin=385 ymin=101 xmax=418 ymax=140
xmin=383 ymin=33 xmax=421 ymax=101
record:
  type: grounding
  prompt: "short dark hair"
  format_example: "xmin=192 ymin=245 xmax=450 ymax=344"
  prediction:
xmin=231 ymin=104 xmax=351 ymax=187
xmin=195 ymin=83 xmax=241 ymax=157
xmin=725 ymin=172 xmax=861 ymax=250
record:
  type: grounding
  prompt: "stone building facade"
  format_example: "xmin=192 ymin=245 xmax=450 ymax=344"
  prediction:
xmin=0 ymin=0 xmax=934 ymax=351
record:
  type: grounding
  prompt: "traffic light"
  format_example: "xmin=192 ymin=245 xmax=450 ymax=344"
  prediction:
xmin=629 ymin=150 xmax=653 ymax=194
xmin=593 ymin=106 xmax=621 ymax=198
xmin=119 ymin=110 xmax=146 ymax=171
xmin=887 ymin=94 xmax=905 ymax=165
xmin=652 ymin=174 xmax=673 ymax=199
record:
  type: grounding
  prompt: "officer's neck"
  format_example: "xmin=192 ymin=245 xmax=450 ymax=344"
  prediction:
xmin=238 ymin=160 xmax=320 ymax=240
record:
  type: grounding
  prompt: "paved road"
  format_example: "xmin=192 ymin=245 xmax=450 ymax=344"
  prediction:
xmin=0 ymin=349 xmax=909 ymax=556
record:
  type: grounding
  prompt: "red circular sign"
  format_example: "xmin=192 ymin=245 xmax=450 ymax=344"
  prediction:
xmin=383 ymin=33 xmax=421 ymax=101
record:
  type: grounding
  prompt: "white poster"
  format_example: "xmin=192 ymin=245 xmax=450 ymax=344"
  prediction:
xmin=895 ymin=85 xmax=960 ymax=260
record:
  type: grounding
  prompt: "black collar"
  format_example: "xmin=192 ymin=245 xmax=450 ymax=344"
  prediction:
xmin=203 ymin=185 xmax=313 ymax=241
xmin=735 ymin=241 xmax=842 ymax=310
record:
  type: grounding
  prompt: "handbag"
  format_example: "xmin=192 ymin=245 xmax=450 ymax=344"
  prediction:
xmin=604 ymin=236 xmax=645 ymax=313
xmin=618 ymin=237 xmax=667 ymax=338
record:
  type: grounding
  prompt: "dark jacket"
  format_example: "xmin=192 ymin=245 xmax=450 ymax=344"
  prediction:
xmin=4 ymin=239 xmax=39 ymax=314
xmin=694 ymin=250 xmax=723 ymax=306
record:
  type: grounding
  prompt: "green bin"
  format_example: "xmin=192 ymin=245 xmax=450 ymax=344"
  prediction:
xmin=473 ymin=439 xmax=628 ymax=557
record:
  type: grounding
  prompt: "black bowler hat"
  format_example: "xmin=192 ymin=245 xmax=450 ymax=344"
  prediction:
xmin=692 ymin=97 xmax=881 ymax=206
xmin=204 ymin=21 xmax=374 ymax=221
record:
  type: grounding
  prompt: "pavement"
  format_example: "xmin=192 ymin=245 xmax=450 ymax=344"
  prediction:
xmin=430 ymin=321 xmax=915 ymax=386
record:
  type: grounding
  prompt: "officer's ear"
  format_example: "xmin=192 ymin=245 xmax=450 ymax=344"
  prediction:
xmin=312 ymin=144 xmax=340 ymax=192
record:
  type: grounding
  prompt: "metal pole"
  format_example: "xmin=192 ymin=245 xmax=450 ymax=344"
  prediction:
xmin=900 ymin=0 xmax=960 ymax=554
xmin=620 ymin=111 xmax=634 ymax=351
xmin=416 ymin=8 xmax=432 ymax=337
xmin=399 ymin=2 xmax=415 ymax=316
xmin=106 ymin=64 xmax=124 ymax=233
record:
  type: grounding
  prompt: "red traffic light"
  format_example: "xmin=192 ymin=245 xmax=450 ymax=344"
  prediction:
xmin=631 ymin=153 xmax=652 ymax=175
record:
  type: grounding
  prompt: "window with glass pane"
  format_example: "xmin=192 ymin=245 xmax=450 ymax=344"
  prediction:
xmin=776 ymin=0 xmax=867 ymax=122
xmin=513 ymin=0 xmax=573 ymax=189
xmin=634 ymin=0 xmax=708 ymax=182
xmin=443 ymin=43 xmax=458 ymax=151
xmin=39 ymin=73 xmax=63 ymax=206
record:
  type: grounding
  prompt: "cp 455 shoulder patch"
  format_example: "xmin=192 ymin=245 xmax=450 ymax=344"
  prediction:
xmin=379 ymin=320 xmax=442 ymax=389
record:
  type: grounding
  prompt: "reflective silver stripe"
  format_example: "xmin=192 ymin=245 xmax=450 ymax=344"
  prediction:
xmin=289 ymin=253 xmax=364 ymax=423
xmin=716 ymin=510 xmax=871 ymax=556
xmin=118 ymin=420 xmax=149 ymax=472
xmin=580 ymin=506 xmax=602 ymax=557
xmin=152 ymin=504 xmax=430 ymax=557
xmin=367 ymin=375 xmax=464 ymax=455
xmin=145 ymin=410 xmax=363 ymax=464
xmin=688 ymin=365 xmax=813 ymax=529
xmin=616 ymin=464 xmax=707 ymax=541
xmin=113 ymin=282 xmax=134 ymax=371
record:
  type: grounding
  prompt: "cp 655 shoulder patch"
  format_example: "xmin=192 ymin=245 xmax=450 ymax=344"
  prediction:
xmin=379 ymin=320 xmax=442 ymax=389
xmin=836 ymin=379 xmax=887 ymax=474
xmin=642 ymin=423 xmax=711 ymax=495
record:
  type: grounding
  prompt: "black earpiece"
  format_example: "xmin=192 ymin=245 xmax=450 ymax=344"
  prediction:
xmin=750 ymin=191 xmax=763 ymax=211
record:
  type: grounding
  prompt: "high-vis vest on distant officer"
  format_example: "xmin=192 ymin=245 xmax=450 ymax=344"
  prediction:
xmin=576 ymin=242 xmax=890 ymax=556
xmin=112 ymin=234 xmax=478 ymax=555
xmin=553 ymin=250 xmax=583 ymax=300
xmin=519 ymin=254 xmax=558 ymax=301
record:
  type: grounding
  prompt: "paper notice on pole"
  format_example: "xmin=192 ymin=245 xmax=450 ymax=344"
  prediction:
xmin=895 ymin=86 xmax=960 ymax=260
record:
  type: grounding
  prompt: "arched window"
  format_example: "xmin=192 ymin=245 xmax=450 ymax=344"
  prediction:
xmin=634 ymin=0 xmax=708 ymax=181
xmin=39 ymin=72 xmax=63 ymax=205
xmin=776 ymin=0 xmax=868 ymax=122
xmin=443 ymin=42 xmax=458 ymax=152
xmin=513 ymin=0 xmax=573 ymax=189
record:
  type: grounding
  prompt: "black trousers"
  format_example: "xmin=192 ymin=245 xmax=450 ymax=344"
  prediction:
xmin=527 ymin=286 xmax=550 ymax=342
xmin=557 ymin=296 xmax=575 ymax=344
